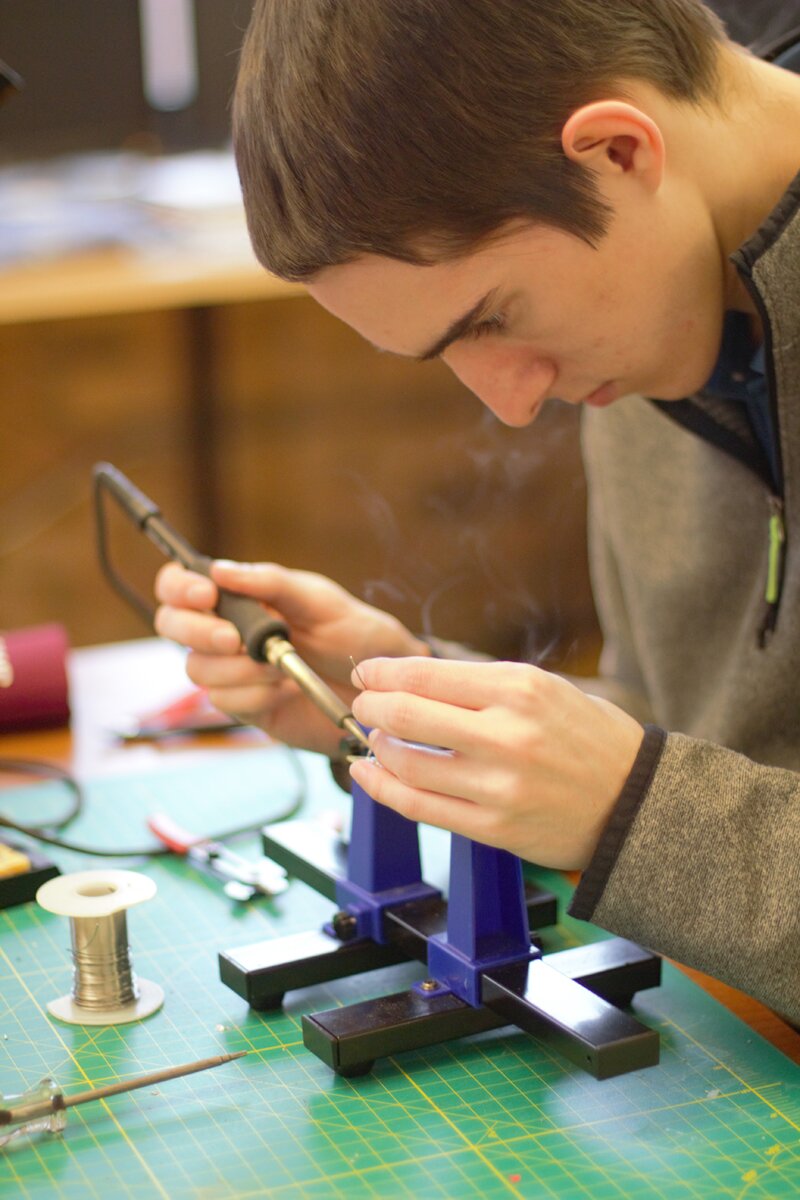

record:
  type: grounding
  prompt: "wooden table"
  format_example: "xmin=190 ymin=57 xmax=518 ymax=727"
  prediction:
xmin=3 ymin=637 xmax=799 ymax=1066
xmin=0 ymin=245 xmax=300 ymax=328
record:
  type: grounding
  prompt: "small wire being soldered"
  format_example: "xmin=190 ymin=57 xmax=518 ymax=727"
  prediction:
xmin=349 ymin=655 xmax=369 ymax=691
xmin=0 ymin=747 xmax=307 ymax=857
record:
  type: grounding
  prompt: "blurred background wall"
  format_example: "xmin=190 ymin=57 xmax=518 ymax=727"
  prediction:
xmin=0 ymin=0 xmax=618 ymax=672
xmin=8 ymin=0 xmax=792 ymax=669
xmin=0 ymin=0 xmax=255 ymax=161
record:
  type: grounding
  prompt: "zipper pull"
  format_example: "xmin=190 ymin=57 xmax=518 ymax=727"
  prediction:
xmin=759 ymin=497 xmax=786 ymax=646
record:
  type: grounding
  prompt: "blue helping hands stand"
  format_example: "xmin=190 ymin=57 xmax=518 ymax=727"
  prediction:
xmin=219 ymin=780 xmax=661 ymax=1079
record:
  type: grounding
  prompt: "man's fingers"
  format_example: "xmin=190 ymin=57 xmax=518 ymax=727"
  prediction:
xmin=354 ymin=689 xmax=489 ymax=755
xmin=366 ymin=734 xmax=506 ymax=809
xmin=155 ymin=562 xmax=217 ymax=609
xmin=212 ymin=560 xmax=336 ymax=626
xmin=185 ymin=649 xmax=280 ymax=690
xmin=352 ymin=655 xmax=546 ymax=710
xmin=349 ymin=757 xmax=494 ymax=841
xmin=205 ymin=684 xmax=281 ymax=720
xmin=155 ymin=606 xmax=241 ymax=655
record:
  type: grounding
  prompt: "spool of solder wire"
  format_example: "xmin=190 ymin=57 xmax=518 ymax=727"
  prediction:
xmin=36 ymin=869 xmax=164 ymax=1025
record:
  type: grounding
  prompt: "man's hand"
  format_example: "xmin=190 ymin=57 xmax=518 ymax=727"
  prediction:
xmin=154 ymin=559 xmax=429 ymax=755
xmin=349 ymin=656 xmax=644 ymax=869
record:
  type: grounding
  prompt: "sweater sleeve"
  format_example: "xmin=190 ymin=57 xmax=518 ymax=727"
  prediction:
xmin=569 ymin=730 xmax=800 ymax=1022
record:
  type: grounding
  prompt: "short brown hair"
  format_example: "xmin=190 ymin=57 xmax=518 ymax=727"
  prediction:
xmin=233 ymin=0 xmax=726 ymax=280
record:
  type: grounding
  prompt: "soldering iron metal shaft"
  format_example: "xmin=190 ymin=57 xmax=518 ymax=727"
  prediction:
xmin=264 ymin=637 xmax=370 ymax=749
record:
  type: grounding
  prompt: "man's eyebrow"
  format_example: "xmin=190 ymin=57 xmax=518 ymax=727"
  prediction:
xmin=415 ymin=289 xmax=499 ymax=362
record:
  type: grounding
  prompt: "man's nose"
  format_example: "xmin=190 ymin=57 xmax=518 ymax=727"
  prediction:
xmin=443 ymin=345 xmax=557 ymax=427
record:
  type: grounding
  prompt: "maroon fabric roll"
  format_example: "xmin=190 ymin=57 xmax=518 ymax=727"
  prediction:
xmin=0 ymin=623 xmax=70 ymax=731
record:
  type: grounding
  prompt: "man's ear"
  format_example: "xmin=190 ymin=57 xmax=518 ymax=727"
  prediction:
xmin=561 ymin=101 xmax=665 ymax=191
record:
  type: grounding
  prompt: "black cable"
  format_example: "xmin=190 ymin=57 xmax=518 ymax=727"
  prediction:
xmin=0 ymin=747 xmax=307 ymax=857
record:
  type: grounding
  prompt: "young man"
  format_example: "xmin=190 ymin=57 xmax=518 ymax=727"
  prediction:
xmin=155 ymin=1 xmax=800 ymax=1021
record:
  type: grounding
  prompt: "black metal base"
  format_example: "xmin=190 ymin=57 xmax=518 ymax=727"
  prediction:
xmin=304 ymin=942 xmax=661 ymax=1080
xmin=219 ymin=819 xmax=661 ymax=1080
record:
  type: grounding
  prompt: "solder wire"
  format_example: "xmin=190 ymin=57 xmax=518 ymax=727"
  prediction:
xmin=68 ymin=911 xmax=138 ymax=1010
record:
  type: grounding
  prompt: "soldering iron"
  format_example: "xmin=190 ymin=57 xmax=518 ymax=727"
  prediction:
xmin=92 ymin=462 xmax=369 ymax=753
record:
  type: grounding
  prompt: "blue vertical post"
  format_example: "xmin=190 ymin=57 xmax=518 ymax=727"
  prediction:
xmin=427 ymin=834 xmax=538 ymax=1005
xmin=347 ymin=777 xmax=424 ymax=893
xmin=334 ymin=777 xmax=440 ymax=944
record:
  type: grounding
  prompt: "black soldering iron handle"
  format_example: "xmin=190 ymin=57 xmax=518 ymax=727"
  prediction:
xmin=218 ymin=590 xmax=288 ymax=664
xmin=151 ymin=522 xmax=289 ymax=663
xmin=93 ymin=462 xmax=288 ymax=663
xmin=191 ymin=558 xmax=288 ymax=665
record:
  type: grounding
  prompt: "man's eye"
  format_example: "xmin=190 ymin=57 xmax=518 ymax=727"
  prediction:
xmin=466 ymin=313 xmax=506 ymax=341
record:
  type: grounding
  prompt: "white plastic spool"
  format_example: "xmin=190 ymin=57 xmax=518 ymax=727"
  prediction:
xmin=36 ymin=869 xmax=164 ymax=1026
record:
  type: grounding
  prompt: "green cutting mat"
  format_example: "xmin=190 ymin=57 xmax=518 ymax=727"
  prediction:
xmin=0 ymin=746 xmax=798 ymax=1199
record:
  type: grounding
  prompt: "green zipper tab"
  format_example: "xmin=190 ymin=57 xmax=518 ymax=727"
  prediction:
xmin=766 ymin=501 xmax=786 ymax=606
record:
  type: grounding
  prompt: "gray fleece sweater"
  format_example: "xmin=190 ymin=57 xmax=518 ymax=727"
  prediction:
xmin=569 ymin=173 xmax=800 ymax=1022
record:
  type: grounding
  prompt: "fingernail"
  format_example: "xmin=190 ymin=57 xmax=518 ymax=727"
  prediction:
xmin=216 ymin=559 xmax=255 ymax=573
xmin=349 ymin=753 xmax=381 ymax=774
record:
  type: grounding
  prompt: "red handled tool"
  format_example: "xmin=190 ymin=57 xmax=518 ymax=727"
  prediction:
xmin=148 ymin=812 xmax=288 ymax=902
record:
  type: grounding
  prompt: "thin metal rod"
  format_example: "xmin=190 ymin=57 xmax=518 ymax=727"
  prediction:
xmin=62 ymin=1051 xmax=248 ymax=1110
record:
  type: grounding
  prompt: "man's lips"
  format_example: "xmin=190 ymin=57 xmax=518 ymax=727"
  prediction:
xmin=582 ymin=382 xmax=619 ymax=408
